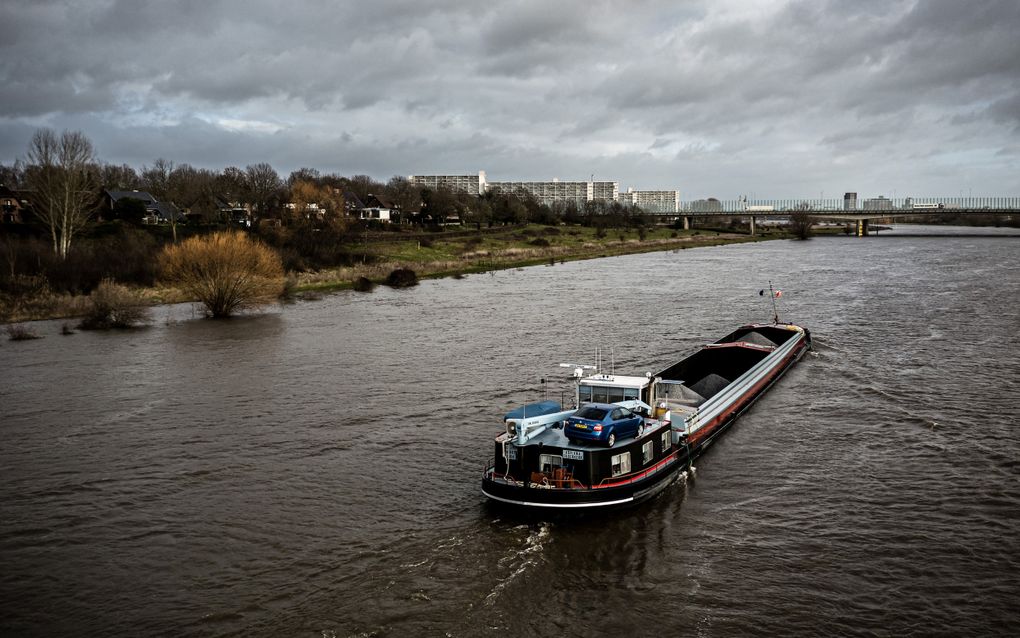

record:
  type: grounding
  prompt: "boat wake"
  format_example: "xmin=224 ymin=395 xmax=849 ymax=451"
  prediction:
xmin=483 ymin=523 xmax=551 ymax=606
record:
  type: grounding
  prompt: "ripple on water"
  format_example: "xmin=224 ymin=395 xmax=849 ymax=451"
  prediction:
xmin=1 ymin=231 xmax=1019 ymax=636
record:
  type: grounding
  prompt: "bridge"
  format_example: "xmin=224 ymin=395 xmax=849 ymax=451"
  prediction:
xmin=673 ymin=196 xmax=1020 ymax=236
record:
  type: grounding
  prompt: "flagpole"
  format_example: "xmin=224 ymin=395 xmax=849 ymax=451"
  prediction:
xmin=769 ymin=280 xmax=780 ymax=324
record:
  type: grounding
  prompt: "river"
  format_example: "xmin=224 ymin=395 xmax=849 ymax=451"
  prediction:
xmin=2 ymin=226 xmax=1019 ymax=636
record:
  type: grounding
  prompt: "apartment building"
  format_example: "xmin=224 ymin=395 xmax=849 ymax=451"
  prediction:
xmin=408 ymin=170 xmax=621 ymax=207
xmin=408 ymin=171 xmax=487 ymax=197
xmin=619 ymin=188 xmax=680 ymax=213
xmin=486 ymin=179 xmax=619 ymax=207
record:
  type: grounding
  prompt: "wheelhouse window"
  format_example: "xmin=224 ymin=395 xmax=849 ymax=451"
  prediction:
xmin=661 ymin=431 xmax=670 ymax=452
xmin=539 ymin=454 xmax=563 ymax=473
xmin=642 ymin=441 xmax=654 ymax=465
xmin=580 ymin=385 xmax=640 ymax=404
xmin=611 ymin=452 xmax=631 ymax=477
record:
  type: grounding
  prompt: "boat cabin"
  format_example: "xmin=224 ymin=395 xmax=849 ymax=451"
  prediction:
xmin=577 ymin=374 xmax=651 ymax=412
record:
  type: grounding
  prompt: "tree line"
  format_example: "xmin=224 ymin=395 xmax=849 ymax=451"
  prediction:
xmin=0 ymin=128 xmax=660 ymax=301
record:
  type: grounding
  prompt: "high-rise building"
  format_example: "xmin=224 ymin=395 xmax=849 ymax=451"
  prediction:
xmin=486 ymin=178 xmax=619 ymax=207
xmin=409 ymin=171 xmax=621 ymax=207
xmin=620 ymin=188 xmax=680 ymax=213
xmin=863 ymin=196 xmax=892 ymax=210
xmin=408 ymin=171 xmax=487 ymax=196
xmin=844 ymin=192 xmax=858 ymax=210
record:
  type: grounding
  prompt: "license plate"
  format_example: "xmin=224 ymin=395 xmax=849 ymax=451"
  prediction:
xmin=575 ymin=424 xmax=587 ymax=430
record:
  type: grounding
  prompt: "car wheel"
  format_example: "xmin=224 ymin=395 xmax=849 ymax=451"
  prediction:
xmin=607 ymin=432 xmax=616 ymax=447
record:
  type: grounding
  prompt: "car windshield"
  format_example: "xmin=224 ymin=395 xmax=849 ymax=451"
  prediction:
xmin=575 ymin=407 xmax=608 ymax=420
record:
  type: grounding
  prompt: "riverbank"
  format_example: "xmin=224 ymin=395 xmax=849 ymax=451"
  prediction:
xmin=293 ymin=225 xmax=785 ymax=293
xmin=2 ymin=224 xmax=792 ymax=324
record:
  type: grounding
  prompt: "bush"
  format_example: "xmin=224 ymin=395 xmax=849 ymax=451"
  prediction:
xmin=353 ymin=276 xmax=375 ymax=292
xmin=78 ymin=279 xmax=151 ymax=329
xmin=385 ymin=268 xmax=418 ymax=288
xmin=6 ymin=323 xmax=41 ymax=340
xmin=529 ymin=237 xmax=551 ymax=247
xmin=789 ymin=212 xmax=813 ymax=240
xmin=159 ymin=231 xmax=285 ymax=318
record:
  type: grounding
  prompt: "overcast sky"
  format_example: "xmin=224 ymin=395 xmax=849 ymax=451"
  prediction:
xmin=2 ymin=0 xmax=1019 ymax=198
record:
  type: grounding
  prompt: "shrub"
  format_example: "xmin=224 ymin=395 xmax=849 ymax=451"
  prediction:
xmin=159 ymin=231 xmax=285 ymax=318
xmin=385 ymin=268 xmax=418 ymax=288
xmin=78 ymin=279 xmax=151 ymax=329
xmin=353 ymin=276 xmax=375 ymax=292
xmin=542 ymin=227 xmax=562 ymax=236
xmin=789 ymin=212 xmax=813 ymax=240
xmin=529 ymin=237 xmax=551 ymax=247
xmin=6 ymin=323 xmax=42 ymax=340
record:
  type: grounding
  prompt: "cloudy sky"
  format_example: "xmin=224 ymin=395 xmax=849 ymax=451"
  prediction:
xmin=2 ymin=0 xmax=1019 ymax=199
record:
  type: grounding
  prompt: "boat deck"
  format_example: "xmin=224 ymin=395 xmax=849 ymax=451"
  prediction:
xmin=506 ymin=418 xmax=671 ymax=451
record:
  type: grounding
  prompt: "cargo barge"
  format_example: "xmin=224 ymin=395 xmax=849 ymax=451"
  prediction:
xmin=481 ymin=323 xmax=811 ymax=510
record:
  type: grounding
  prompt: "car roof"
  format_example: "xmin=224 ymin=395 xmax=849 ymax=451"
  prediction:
xmin=579 ymin=402 xmax=625 ymax=410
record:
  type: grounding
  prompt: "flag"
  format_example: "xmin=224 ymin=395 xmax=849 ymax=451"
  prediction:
xmin=775 ymin=290 xmax=782 ymax=298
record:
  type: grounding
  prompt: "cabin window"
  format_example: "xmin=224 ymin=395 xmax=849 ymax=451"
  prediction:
xmin=539 ymin=454 xmax=563 ymax=473
xmin=661 ymin=431 xmax=670 ymax=452
xmin=581 ymin=385 xmax=641 ymax=404
xmin=642 ymin=441 xmax=654 ymax=465
xmin=611 ymin=452 xmax=631 ymax=477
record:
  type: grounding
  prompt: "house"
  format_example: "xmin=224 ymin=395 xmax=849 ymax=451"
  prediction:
xmin=1 ymin=185 xmax=32 ymax=224
xmin=343 ymin=191 xmax=366 ymax=217
xmin=215 ymin=197 xmax=251 ymax=227
xmin=358 ymin=193 xmax=396 ymax=223
xmin=105 ymin=190 xmax=185 ymax=224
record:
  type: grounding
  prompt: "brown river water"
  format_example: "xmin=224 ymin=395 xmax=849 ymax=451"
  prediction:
xmin=2 ymin=226 xmax=1019 ymax=636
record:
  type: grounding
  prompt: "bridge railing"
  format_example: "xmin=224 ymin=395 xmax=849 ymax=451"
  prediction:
xmin=678 ymin=197 xmax=1020 ymax=214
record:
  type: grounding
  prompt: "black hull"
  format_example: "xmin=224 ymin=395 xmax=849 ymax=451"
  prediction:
xmin=482 ymin=455 xmax=687 ymax=509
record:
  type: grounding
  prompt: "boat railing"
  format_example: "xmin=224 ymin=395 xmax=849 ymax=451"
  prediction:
xmin=484 ymin=459 xmax=589 ymax=489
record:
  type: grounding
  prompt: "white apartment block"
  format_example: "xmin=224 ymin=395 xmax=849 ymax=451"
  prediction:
xmin=619 ymin=188 xmax=680 ymax=213
xmin=407 ymin=171 xmax=620 ymax=207
xmin=487 ymin=179 xmax=619 ymax=207
xmin=408 ymin=171 xmax=487 ymax=196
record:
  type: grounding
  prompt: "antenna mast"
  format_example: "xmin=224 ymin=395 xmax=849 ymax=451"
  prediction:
xmin=769 ymin=280 xmax=780 ymax=324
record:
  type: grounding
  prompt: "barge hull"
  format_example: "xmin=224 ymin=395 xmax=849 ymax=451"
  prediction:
xmin=482 ymin=323 xmax=810 ymax=511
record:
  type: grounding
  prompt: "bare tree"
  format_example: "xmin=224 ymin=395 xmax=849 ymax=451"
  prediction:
xmin=24 ymin=129 xmax=99 ymax=259
xmin=244 ymin=163 xmax=283 ymax=227
xmin=99 ymin=163 xmax=142 ymax=191
xmin=141 ymin=158 xmax=173 ymax=200
xmin=386 ymin=175 xmax=422 ymax=218
xmin=142 ymin=158 xmax=180 ymax=241
xmin=0 ymin=161 xmax=26 ymax=188
xmin=789 ymin=211 xmax=813 ymax=239
xmin=346 ymin=174 xmax=383 ymax=201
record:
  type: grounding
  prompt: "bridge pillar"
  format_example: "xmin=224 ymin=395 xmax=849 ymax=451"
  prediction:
xmin=856 ymin=219 xmax=870 ymax=237
xmin=749 ymin=215 xmax=756 ymax=236
xmin=683 ymin=216 xmax=690 ymax=230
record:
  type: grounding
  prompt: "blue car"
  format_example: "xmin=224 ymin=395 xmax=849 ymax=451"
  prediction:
xmin=565 ymin=403 xmax=643 ymax=447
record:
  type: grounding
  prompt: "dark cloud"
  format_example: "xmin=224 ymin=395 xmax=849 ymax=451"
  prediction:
xmin=1 ymin=0 xmax=1019 ymax=197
